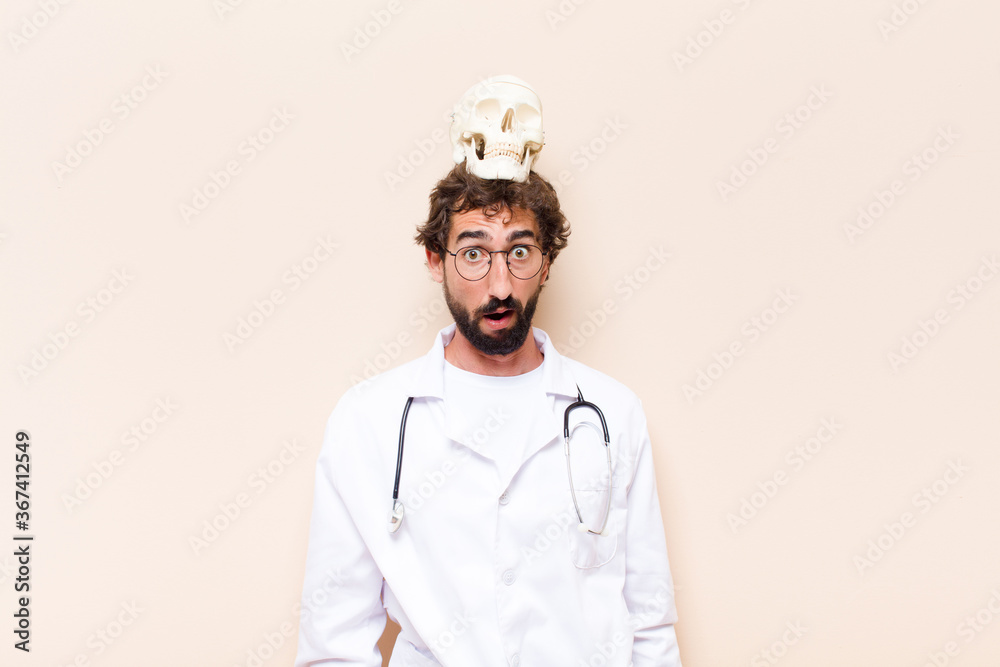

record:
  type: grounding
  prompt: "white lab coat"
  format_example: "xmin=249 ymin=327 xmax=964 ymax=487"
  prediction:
xmin=294 ymin=324 xmax=681 ymax=667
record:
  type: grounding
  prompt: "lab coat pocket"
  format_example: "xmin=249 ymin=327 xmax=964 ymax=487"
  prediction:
xmin=388 ymin=636 xmax=443 ymax=666
xmin=567 ymin=488 xmax=618 ymax=568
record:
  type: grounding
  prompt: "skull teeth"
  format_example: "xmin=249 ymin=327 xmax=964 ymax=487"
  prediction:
xmin=482 ymin=142 xmax=524 ymax=163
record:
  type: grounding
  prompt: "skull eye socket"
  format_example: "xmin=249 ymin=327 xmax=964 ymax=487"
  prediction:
xmin=474 ymin=98 xmax=501 ymax=121
xmin=516 ymin=104 xmax=541 ymax=127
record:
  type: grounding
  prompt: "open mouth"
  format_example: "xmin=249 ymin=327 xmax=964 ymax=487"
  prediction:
xmin=482 ymin=309 xmax=514 ymax=329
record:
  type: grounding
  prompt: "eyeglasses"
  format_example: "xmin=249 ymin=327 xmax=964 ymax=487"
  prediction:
xmin=446 ymin=244 xmax=548 ymax=281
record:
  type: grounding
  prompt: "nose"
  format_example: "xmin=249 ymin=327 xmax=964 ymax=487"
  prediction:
xmin=501 ymin=107 xmax=516 ymax=133
xmin=485 ymin=251 xmax=514 ymax=301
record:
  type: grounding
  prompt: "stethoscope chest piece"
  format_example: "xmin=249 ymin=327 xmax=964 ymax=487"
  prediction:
xmin=388 ymin=500 xmax=405 ymax=533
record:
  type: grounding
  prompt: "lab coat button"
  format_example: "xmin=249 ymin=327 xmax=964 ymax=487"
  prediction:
xmin=499 ymin=491 xmax=510 ymax=505
xmin=502 ymin=569 xmax=516 ymax=585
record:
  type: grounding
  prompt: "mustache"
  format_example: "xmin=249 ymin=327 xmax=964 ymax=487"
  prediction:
xmin=478 ymin=297 xmax=521 ymax=317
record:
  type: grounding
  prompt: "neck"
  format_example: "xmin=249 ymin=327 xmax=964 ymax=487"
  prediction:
xmin=444 ymin=327 xmax=543 ymax=376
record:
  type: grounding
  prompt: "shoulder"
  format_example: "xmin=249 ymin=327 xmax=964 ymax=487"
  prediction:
xmin=556 ymin=355 xmax=652 ymax=487
xmin=315 ymin=354 xmax=426 ymax=471
xmin=327 ymin=355 xmax=423 ymax=424
xmin=559 ymin=354 xmax=644 ymax=417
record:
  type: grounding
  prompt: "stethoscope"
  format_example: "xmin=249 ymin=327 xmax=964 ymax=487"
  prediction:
xmin=388 ymin=384 xmax=613 ymax=537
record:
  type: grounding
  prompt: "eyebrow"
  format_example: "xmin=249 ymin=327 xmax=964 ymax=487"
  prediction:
xmin=455 ymin=228 xmax=537 ymax=245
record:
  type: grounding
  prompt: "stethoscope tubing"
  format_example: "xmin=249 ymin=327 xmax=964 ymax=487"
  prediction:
xmin=393 ymin=397 xmax=414 ymax=501
xmin=389 ymin=385 xmax=612 ymax=535
xmin=387 ymin=397 xmax=414 ymax=533
xmin=564 ymin=388 xmax=612 ymax=535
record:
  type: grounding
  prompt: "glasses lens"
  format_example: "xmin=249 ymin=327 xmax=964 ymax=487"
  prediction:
xmin=455 ymin=246 xmax=490 ymax=280
xmin=507 ymin=245 xmax=542 ymax=279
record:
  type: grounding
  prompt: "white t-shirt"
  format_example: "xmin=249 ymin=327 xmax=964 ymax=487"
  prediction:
xmin=442 ymin=352 xmax=546 ymax=485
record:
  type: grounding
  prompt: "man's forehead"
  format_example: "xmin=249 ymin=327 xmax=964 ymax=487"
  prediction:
xmin=449 ymin=206 xmax=538 ymax=242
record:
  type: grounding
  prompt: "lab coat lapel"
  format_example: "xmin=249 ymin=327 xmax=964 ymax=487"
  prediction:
xmin=405 ymin=324 xmax=488 ymax=457
xmin=443 ymin=400 xmax=491 ymax=458
xmin=520 ymin=327 xmax=579 ymax=465
xmin=406 ymin=324 xmax=581 ymax=462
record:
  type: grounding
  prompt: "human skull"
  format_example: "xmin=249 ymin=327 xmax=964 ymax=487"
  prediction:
xmin=450 ymin=75 xmax=544 ymax=182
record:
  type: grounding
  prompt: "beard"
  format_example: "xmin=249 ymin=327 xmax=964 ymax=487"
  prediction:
xmin=443 ymin=277 xmax=543 ymax=356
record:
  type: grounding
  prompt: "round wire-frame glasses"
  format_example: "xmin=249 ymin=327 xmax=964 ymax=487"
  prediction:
xmin=445 ymin=244 xmax=548 ymax=281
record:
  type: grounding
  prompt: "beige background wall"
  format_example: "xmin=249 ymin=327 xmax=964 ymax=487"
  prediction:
xmin=2 ymin=0 xmax=998 ymax=665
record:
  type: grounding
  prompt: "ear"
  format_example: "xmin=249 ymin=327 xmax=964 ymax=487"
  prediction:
xmin=427 ymin=248 xmax=445 ymax=284
xmin=538 ymin=255 xmax=550 ymax=286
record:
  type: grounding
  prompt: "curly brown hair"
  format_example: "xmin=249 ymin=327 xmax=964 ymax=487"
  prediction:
xmin=414 ymin=161 xmax=571 ymax=265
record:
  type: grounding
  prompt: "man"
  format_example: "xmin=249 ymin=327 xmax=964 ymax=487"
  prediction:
xmin=294 ymin=162 xmax=681 ymax=666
